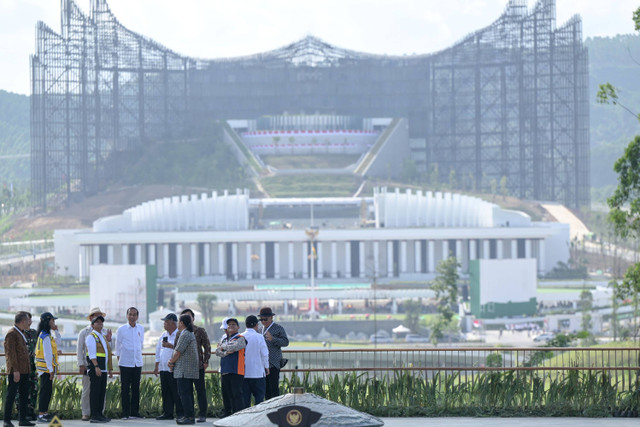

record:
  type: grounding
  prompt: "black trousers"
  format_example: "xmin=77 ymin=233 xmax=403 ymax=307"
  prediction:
xmin=120 ymin=366 xmax=141 ymax=417
xmin=160 ymin=371 xmax=183 ymax=418
xmin=88 ymin=369 xmax=107 ymax=420
xmin=193 ymin=368 xmax=207 ymax=418
xmin=38 ymin=374 xmax=53 ymax=413
xmin=221 ymin=373 xmax=244 ymax=417
xmin=176 ymin=378 xmax=195 ymax=420
xmin=265 ymin=367 xmax=280 ymax=400
xmin=4 ymin=373 xmax=30 ymax=422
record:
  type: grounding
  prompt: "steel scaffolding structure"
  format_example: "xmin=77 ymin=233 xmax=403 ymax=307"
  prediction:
xmin=31 ymin=0 xmax=589 ymax=210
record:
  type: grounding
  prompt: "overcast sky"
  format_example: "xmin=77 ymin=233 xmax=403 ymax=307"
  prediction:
xmin=0 ymin=0 xmax=637 ymax=95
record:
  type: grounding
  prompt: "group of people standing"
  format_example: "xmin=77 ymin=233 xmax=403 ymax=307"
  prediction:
xmin=3 ymin=305 xmax=288 ymax=426
xmin=214 ymin=307 xmax=289 ymax=417
xmin=3 ymin=311 xmax=63 ymax=427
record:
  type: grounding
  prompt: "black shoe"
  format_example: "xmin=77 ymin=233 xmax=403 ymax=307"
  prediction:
xmin=176 ymin=417 xmax=195 ymax=425
xmin=4 ymin=422 xmax=14 ymax=427
xmin=98 ymin=416 xmax=110 ymax=423
xmin=196 ymin=417 xmax=206 ymax=423
xmin=156 ymin=415 xmax=173 ymax=420
xmin=19 ymin=422 xmax=35 ymax=427
xmin=90 ymin=419 xmax=107 ymax=424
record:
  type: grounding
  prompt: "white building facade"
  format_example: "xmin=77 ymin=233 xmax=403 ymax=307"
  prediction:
xmin=55 ymin=188 xmax=570 ymax=283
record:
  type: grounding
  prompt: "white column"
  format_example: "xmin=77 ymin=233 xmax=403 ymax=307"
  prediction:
xmin=302 ymin=242 xmax=309 ymax=279
xmin=232 ymin=243 xmax=238 ymax=280
xmin=483 ymin=240 xmax=490 ymax=259
xmin=260 ymin=243 xmax=266 ymax=279
xmin=176 ymin=244 xmax=183 ymax=278
xmin=149 ymin=244 xmax=156 ymax=265
xmin=469 ymin=240 xmax=477 ymax=261
xmin=246 ymin=244 xmax=253 ymax=279
xmin=203 ymin=244 xmax=211 ymax=275
xmin=345 ymin=242 xmax=351 ymax=278
xmin=511 ymin=240 xmax=518 ymax=259
xmin=190 ymin=244 xmax=197 ymax=276
xmin=163 ymin=244 xmax=170 ymax=278
xmin=427 ymin=240 xmax=435 ymax=273
xmin=538 ymin=240 xmax=546 ymax=272
xmin=135 ymin=245 xmax=142 ymax=264
xmin=497 ymin=240 xmax=504 ymax=259
xmin=359 ymin=241 xmax=365 ymax=279
xmin=122 ymin=244 xmax=129 ymax=265
xmin=107 ymin=245 xmax=114 ymax=265
xmin=92 ymin=246 xmax=100 ymax=265
xmin=288 ymin=242 xmax=294 ymax=279
xmin=218 ymin=243 xmax=225 ymax=276
xmin=79 ymin=247 xmax=86 ymax=281
xmin=331 ymin=241 xmax=337 ymax=279
xmin=400 ymin=241 xmax=407 ymax=273
xmin=525 ymin=239 xmax=532 ymax=258
xmin=274 ymin=243 xmax=280 ymax=279
xmin=414 ymin=241 xmax=421 ymax=273
xmin=387 ymin=241 xmax=394 ymax=277
xmin=442 ymin=240 xmax=449 ymax=260
xmin=373 ymin=241 xmax=380 ymax=277
xmin=317 ymin=242 xmax=323 ymax=279
xmin=456 ymin=240 xmax=463 ymax=266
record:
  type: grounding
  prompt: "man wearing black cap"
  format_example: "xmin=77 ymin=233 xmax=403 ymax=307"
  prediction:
xmin=153 ymin=313 xmax=183 ymax=420
xmin=258 ymin=307 xmax=289 ymax=400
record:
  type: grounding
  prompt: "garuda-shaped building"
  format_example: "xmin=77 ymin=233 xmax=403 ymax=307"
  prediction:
xmin=31 ymin=0 xmax=589 ymax=209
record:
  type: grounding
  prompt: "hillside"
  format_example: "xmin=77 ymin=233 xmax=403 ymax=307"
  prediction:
xmin=0 ymin=90 xmax=29 ymax=187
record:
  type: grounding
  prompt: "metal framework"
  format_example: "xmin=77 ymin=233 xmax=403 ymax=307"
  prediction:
xmin=31 ymin=0 xmax=589 ymax=210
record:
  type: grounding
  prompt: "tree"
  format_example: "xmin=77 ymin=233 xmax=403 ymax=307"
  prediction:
xmin=196 ymin=293 xmax=217 ymax=332
xmin=499 ymin=176 xmax=508 ymax=200
xmin=403 ymin=299 xmax=422 ymax=333
xmin=430 ymin=256 xmax=460 ymax=346
xmin=578 ymin=289 xmax=593 ymax=333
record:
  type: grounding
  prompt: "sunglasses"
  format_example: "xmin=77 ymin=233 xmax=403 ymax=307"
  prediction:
xmin=260 ymin=318 xmax=270 ymax=321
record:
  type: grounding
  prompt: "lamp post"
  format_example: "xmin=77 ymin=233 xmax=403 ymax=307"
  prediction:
xmin=305 ymin=227 xmax=319 ymax=320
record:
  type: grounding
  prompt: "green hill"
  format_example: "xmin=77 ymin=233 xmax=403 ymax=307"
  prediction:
xmin=0 ymin=90 xmax=30 ymax=188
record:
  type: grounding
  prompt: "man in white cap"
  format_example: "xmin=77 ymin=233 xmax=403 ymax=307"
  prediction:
xmin=77 ymin=307 xmax=111 ymax=421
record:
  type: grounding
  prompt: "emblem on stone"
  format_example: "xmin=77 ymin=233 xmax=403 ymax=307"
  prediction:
xmin=267 ymin=405 xmax=322 ymax=427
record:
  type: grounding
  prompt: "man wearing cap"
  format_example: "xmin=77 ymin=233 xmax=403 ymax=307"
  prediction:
xmin=77 ymin=308 xmax=111 ymax=422
xmin=3 ymin=311 xmax=35 ymax=427
xmin=115 ymin=307 xmax=144 ymax=420
xmin=214 ymin=318 xmax=246 ymax=417
xmin=153 ymin=313 xmax=183 ymax=420
xmin=240 ymin=315 xmax=269 ymax=407
xmin=85 ymin=315 xmax=113 ymax=423
xmin=258 ymin=307 xmax=289 ymax=400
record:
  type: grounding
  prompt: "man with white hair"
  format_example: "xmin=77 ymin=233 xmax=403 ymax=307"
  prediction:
xmin=77 ymin=308 xmax=111 ymax=422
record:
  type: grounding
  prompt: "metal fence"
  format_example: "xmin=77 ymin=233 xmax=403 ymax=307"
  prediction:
xmin=2 ymin=347 xmax=638 ymax=390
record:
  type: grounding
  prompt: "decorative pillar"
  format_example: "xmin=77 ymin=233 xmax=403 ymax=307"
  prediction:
xmin=232 ymin=243 xmax=238 ymax=280
xmin=148 ymin=244 xmax=156 ymax=266
xmin=317 ymin=242 xmax=323 ymax=279
xmin=302 ymin=242 xmax=308 ymax=279
xmin=525 ymin=240 xmax=532 ymax=258
xmin=246 ymin=244 xmax=252 ymax=279
xmin=163 ymin=244 xmax=170 ymax=278
xmin=414 ymin=241 xmax=421 ymax=273
xmin=497 ymin=240 xmax=504 ymax=259
xmin=78 ymin=247 xmax=86 ymax=281
xmin=331 ymin=241 xmax=337 ymax=278
xmin=427 ymin=241 xmax=435 ymax=273
xmin=373 ymin=241 xmax=380 ymax=278
xmin=122 ymin=244 xmax=129 ymax=265
xmin=135 ymin=245 xmax=142 ymax=264
xmin=456 ymin=240 xmax=463 ymax=267
xmin=260 ymin=243 xmax=266 ymax=280
xmin=274 ymin=243 xmax=280 ymax=279
xmin=359 ymin=242 xmax=365 ymax=279
xmin=190 ymin=244 xmax=197 ymax=276
xmin=218 ymin=243 xmax=225 ymax=276
xmin=288 ymin=242 xmax=294 ymax=279
xmin=387 ymin=241 xmax=394 ymax=277
xmin=442 ymin=240 xmax=449 ymax=260
xmin=469 ymin=240 xmax=477 ymax=260
xmin=92 ymin=246 xmax=100 ymax=265
xmin=344 ymin=242 xmax=351 ymax=278
xmin=538 ymin=240 xmax=546 ymax=272
xmin=400 ymin=241 xmax=407 ymax=273
xmin=511 ymin=240 xmax=517 ymax=259
xmin=483 ymin=240 xmax=490 ymax=260
xmin=176 ymin=244 xmax=183 ymax=278
xmin=203 ymin=244 xmax=211 ymax=275
xmin=107 ymin=245 xmax=114 ymax=265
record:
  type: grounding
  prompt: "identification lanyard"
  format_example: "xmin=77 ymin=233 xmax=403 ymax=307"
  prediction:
xmin=262 ymin=323 xmax=273 ymax=336
xmin=13 ymin=325 xmax=27 ymax=343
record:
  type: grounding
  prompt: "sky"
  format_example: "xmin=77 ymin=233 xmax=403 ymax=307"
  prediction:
xmin=0 ymin=0 xmax=638 ymax=95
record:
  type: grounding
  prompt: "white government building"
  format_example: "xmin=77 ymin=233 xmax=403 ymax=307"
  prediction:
xmin=55 ymin=187 xmax=569 ymax=283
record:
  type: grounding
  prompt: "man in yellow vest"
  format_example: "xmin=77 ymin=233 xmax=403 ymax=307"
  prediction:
xmin=85 ymin=316 xmax=113 ymax=424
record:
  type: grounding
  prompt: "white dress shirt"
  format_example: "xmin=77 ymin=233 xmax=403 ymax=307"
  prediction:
xmin=85 ymin=329 xmax=110 ymax=373
xmin=154 ymin=328 xmax=178 ymax=372
xmin=241 ymin=327 xmax=269 ymax=379
xmin=115 ymin=323 xmax=144 ymax=367
xmin=40 ymin=329 xmax=62 ymax=375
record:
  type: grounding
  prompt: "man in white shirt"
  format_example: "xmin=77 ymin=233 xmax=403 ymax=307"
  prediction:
xmin=153 ymin=313 xmax=183 ymax=420
xmin=115 ymin=307 xmax=144 ymax=420
xmin=241 ymin=315 xmax=269 ymax=408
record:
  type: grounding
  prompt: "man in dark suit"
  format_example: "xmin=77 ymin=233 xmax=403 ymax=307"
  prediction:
xmin=3 ymin=312 xmax=36 ymax=427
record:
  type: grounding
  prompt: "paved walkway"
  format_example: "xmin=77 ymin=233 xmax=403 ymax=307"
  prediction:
xmin=42 ymin=416 xmax=638 ymax=426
